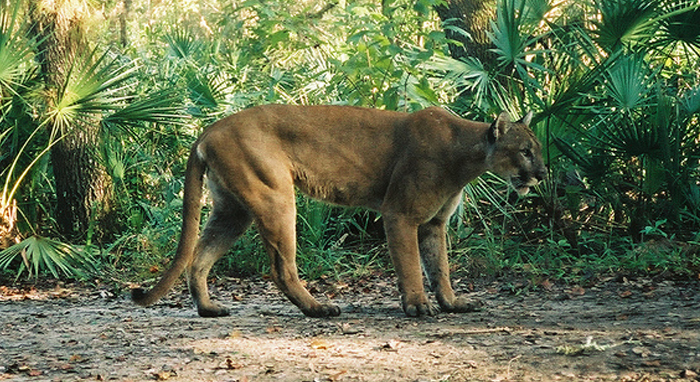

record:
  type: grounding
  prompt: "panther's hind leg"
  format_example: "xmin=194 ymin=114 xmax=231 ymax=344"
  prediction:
xmin=250 ymin=187 xmax=341 ymax=318
xmin=188 ymin=184 xmax=252 ymax=317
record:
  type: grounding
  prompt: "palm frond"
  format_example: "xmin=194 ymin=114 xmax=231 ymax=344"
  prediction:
xmin=463 ymin=175 xmax=513 ymax=220
xmin=604 ymin=54 xmax=653 ymax=111
xmin=552 ymin=135 xmax=610 ymax=180
xmin=680 ymin=85 xmax=700 ymax=115
xmin=103 ymin=88 xmax=189 ymax=133
xmin=164 ymin=28 xmax=205 ymax=61
xmin=48 ymin=48 xmax=140 ymax=133
xmin=1 ymin=118 xmax=60 ymax=213
xmin=429 ymin=55 xmax=489 ymax=100
xmin=542 ymin=41 xmax=622 ymax=119
xmin=0 ymin=235 xmax=96 ymax=280
xmin=594 ymin=116 xmax=662 ymax=159
xmin=592 ymin=0 xmax=659 ymax=51
xmin=186 ymin=70 xmax=238 ymax=117
xmin=522 ymin=0 xmax=552 ymax=26
xmin=654 ymin=1 xmax=700 ymax=56
xmin=488 ymin=0 xmax=545 ymax=68
xmin=0 ymin=0 xmax=36 ymax=94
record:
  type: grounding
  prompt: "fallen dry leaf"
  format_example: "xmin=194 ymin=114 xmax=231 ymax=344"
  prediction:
xmin=682 ymin=369 xmax=698 ymax=379
xmin=618 ymin=290 xmax=633 ymax=298
xmin=631 ymin=346 xmax=650 ymax=357
xmin=328 ymin=369 xmax=348 ymax=381
xmin=464 ymin=360 xmax=478 ymax=369
xmin=566 ymin=286 xmax=586 ymax=296
xmin=378 ymin=339 xmax=402 ymax=352
xmin=339 ymin=322 xmax=360 ymax=335
xmin=310 ymin=338 xmax=331 ymax=350
xmin=154 ymin=371 xmax=171 ymax=380
xmin=217 ymin=357 xmax=243 ymax=370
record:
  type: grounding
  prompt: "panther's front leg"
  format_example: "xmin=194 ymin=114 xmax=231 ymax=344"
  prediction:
xmin=419 ymin=192 xmax=482 ymax=313
xmin=383 ymin=214 xmax=437 ymax=317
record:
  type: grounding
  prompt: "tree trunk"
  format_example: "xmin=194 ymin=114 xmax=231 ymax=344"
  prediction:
xmin=0 ymin=200 xmax=19 ymax=250
xmin=435 ymin=0 xmax=497 ymax=64
xmin=119 ymin=0 xmax=132 ymax=48
xmin=50 ymin=125 xmax=113 ymax=242
xmin=29 ymin=0 xmax=114 ymax=242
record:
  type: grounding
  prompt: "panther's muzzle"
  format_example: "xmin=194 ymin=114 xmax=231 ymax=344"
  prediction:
xmin=511 ymin=168 xmax=547 ymax=195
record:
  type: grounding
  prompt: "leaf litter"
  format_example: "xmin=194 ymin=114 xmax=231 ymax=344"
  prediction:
xmin=0 ymin=275 xmax=699 ymax=381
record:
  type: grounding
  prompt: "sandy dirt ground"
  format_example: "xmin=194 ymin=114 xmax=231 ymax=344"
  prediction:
xmin=1 ymin=275 xmax=699 ymax=382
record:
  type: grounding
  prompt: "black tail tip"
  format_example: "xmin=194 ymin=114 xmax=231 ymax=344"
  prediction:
xmin=131 ymin=287 xmax=149 ymax=305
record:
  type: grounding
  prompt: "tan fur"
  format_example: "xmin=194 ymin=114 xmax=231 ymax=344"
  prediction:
xmin=132 ymin=105 xmax=546 ymax=317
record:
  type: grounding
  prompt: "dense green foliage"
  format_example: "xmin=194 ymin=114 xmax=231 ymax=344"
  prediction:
xmin=1 ymin=0 xmax=699 ymax=283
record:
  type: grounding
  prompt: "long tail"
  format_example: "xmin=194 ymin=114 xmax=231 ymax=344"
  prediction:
xmin=132 ymin=142 xmax=206 ymax=306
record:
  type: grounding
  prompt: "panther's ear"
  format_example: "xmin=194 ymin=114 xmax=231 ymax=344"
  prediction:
xmin=488 ymin=111 xmax=511 ymax=143
xmin=518 ymin=111 xmax=533 ymax=126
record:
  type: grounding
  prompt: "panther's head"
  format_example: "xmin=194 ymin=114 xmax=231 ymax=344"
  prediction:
xmin=487 ymin=111 xmax=547 ymax=195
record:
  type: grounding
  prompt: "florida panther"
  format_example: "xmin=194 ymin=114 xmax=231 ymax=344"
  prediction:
xmin=132 ymin=105 xmax=546 ymax=317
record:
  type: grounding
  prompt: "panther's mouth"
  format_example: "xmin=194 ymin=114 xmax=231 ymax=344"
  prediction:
xmin=511 ymin=176 xmax=540 ymax=195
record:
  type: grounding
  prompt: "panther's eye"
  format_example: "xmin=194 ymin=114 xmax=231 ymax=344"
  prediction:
xmin=521 ymin=149 xmax=532 ymax=158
